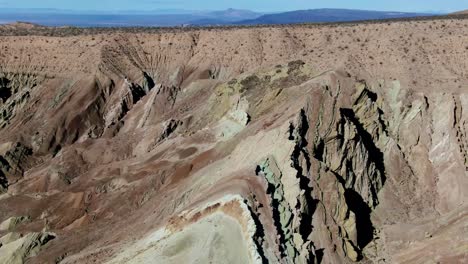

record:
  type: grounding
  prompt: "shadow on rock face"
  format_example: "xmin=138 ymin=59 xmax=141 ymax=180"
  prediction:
xmin=344 ymin=188 xmax=374 ymax=249
xmin=340 ymin=108 xmax=387 ymax=202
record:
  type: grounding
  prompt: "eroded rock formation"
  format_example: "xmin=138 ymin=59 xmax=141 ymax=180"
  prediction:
xmin=0 ymin=17 xmax=467 ymax=263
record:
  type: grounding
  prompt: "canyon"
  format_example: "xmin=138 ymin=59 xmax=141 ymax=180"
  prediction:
xmin=0 ymin=17 xmax=467 ymax=263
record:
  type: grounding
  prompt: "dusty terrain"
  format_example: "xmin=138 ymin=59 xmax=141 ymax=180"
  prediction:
xmin=0 ymin=16 xmax=467 ymax=264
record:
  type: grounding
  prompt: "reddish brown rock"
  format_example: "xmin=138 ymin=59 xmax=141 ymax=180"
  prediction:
xmin=0 ymin=17 xmax=467 ymax=263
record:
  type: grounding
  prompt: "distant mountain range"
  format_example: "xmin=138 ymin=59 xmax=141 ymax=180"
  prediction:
xmin=0 ymin=8 xmax=197 ymax=15
xmin=235 ymin=9 xmax=434 ymax=25
xmin=0 ymin=8 xmax=263 ymax=27
xmin=451 ymin=10 xmax=468 ymax=15
xmin=0 ymin=8 xmax=440 ymax=27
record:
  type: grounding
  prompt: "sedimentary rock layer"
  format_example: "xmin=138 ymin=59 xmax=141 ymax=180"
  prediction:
xmin=0 ymin=18 xmax=467 ymax=263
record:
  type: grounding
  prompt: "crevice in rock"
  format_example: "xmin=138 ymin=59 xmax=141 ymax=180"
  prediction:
xmin=313 ymin=138 xmax=325 ymax=161
xmin=245 ymin=200 xmax=269 ymax=264
xmin=0 ymin=77 xmax=12 ymax=102
xmin=0 ymin=170 xmax=8 ymax=192
xmin=142 ymin=71 xmax=155 ymax=92
xmin=158 ymin=119 xmax=182 ymax=142
xmin=354 ymin=87 xmax=377 ymax=104
xmin=291 ymin=112 xmax=316 ymax=241
xmin=289 ymin=108 xmax=320 ymax=263
xmin=344 ymin=189 xmax=375 ymax=249
xmin=129 ymin=83 xmax=146 ymax=104
xmin=255 ymin=162 xmax=290 ymax=257
xmin=113 ymin=81 xmax=149 ymax=125
xmin=340 ymin=108 xmax=387 ymax=189
xmin=315 ymin=248 xmax=324 ymax=264
xmin=288 ymin=122 xmax=295 ymax=140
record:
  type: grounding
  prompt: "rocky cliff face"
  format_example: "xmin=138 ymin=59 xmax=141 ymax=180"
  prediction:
xmin=0 ymin=18 xmax=467 ymax=264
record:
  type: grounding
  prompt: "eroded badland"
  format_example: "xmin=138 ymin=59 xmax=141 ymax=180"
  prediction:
xmin=0 ymin=17 xmax=467 ymax=264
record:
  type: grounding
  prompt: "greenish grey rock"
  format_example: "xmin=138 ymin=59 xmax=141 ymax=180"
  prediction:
xmin=0 ymin=232 xmax=55 ymax=264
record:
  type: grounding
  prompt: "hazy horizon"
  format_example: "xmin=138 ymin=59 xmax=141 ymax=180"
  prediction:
xmin=0 ymin=6 xmax=453 ymax=28
xmin=0 ymin=2 xmax=464 ymax=28
xmin=0 ymin=8 xmax=449 ymax=15
xmin=0 ymin=0 xmax=466 ymax=13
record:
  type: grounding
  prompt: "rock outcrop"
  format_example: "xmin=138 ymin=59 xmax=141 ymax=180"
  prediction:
xmin=0 ymin=17 xmax=466 ymax=264
xmin=0 ymin=232 xmax=55 ymax=264
xmin=0 ymin=142 xmax=32 ymax=192
xmin=0 ymin=216 xmax=30 ymax=231
xmin=0 ymin=72 xmax=44 ymax=129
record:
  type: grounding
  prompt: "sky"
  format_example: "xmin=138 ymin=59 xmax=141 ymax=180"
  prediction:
xmin=0 ymin=0 xmax=467 ymax=13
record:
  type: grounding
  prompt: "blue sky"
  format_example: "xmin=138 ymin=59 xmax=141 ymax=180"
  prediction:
xmin=0 ymin=0 xmax=467 ymax=13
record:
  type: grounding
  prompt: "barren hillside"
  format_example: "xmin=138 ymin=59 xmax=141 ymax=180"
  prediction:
xmin=0 ymin=17 xmax=467 ymax=264
xmin=452 ymin=10 xmax=468 ymax=15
